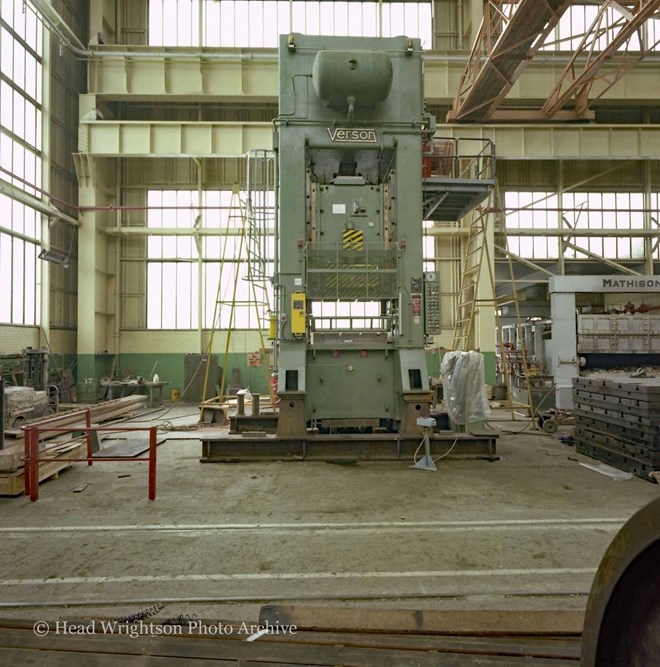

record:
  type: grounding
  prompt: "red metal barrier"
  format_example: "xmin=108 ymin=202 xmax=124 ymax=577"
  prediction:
xmin=22 ymin=421 xmax=158 ymax=502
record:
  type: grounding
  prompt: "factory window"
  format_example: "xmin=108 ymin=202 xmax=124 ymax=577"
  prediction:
xmin=562 ymin=192 xmax=646 ymax=261
xmin=0 ymin=1 xmax=43 ymax=326
xmin=149 ymin=0 xmax=433 ymax=48
xmin=542 ymin=3 xmax=659 ymax=52
xmin=503 ymin=192 xmax=559 ymax=260
xmin=652 ymin=193 xmax=660 ymax=260
xmin=422 ymin=221 xmax=435 ymax=273
xmin=504 ymin=191 xmax=648 ymax=262
xmin=146 ymin=190 xmax=273 ymax=330
xmin=311 ymin=300 xmax=382 ymax=330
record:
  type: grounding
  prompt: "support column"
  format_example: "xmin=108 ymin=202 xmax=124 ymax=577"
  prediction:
xmin=76 ymin=92 xmax=117 ymax=385
xmin=39 ymin=26 xmax=51 ymax=347
xmin=475 ymin=207 xmax=497 ymax=386
xmin=549 ymin=291 xmax=578 ymax=409
xmin=88 ymin=0 xmax=118 ymax=44
xmin=557 ymin=161 xmax=565 ymax=275
xmin=195 ymin=158 xmax=204 ymax=353
xmin=643 ymin=160 xmax=654 ymax=276
xmin=433 ymin=0 xmax=460 ymax=49
xmin=466 ymin=0 xmax=484 ymax=49
xmin=534 ymin=322 xmax=546 ymax=372
xmin=434 ymin=227 xmax=462 ymax=350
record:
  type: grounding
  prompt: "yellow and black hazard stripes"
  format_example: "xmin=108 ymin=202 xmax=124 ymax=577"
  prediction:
xmin=342 ymin=229 xmax=364 ymax=250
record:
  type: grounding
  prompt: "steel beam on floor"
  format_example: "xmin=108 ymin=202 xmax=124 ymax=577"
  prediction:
xmin=200 ymin=433 xmax=498 ymax=463
xmin=229 ymin=413 xmax=279 ymax=434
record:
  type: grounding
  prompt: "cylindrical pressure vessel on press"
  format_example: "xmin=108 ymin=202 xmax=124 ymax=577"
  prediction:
xmin=312 ymin=50 xmax=393 ymax=107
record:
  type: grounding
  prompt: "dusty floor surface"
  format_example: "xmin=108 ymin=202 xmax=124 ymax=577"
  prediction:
xmin=0 ymin=404 xmax=657 ymax=626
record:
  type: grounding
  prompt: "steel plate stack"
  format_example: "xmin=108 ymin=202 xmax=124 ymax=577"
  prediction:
xmin=573 ymin=376 xmax=660 ymax=482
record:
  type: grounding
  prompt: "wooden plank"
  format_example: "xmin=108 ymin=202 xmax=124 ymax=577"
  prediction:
xmin=0 ymin=627 xmax=576 ymax=666
xmin=0 ymin=441 xmax=87 ymax=496
xmin=258 ymin=628 xmax=581 ymax=659
xmin=0 ymin=647 xmax=208 ymax=666
xmin=259 ymin=606 xmax=584 ymax=636
xmin=2 ymin=396 xmax=149 ymax=444
xmin=0 ymin=616 xmax=580 ymax=661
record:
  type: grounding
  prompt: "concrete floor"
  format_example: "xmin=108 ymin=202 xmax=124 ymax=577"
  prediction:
xmin=0 ymin=404 xmax=657 ymax=625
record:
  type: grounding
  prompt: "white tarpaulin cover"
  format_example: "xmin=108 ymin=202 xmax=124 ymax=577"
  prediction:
xmin=440 ymin=351 xmax=490 ymax=425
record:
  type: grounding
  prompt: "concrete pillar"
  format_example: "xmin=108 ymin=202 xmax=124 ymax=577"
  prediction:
xmin=433 ymin=0 xmax=460 ymax=50
xmin=466 ymin=0 xmax=485 ymax=49
xmin=88 ymin=0 xmax=148 ymax=46
xmin=549 ymin=292 xmax=578 ymax=409
xmin=88 ymin=0 xmax=118 ymax=44
xmin=534 ymin=323 xmax=545 ymax=371
xmin=523 ymin=323 xmax=533 ymax=356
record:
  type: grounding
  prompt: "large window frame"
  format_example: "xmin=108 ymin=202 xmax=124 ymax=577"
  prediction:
xmin=146 ymin=189 xmax=274 ymax=330
xmin=503 ymin=190 xmax=656 ymax=261
xmin=541 ymin=3 xmax=660 ymax=52
xmin=148 ymin=0 xmax=433 ymax=49
xmin=0 ymin=0 xmax=43 ymax=326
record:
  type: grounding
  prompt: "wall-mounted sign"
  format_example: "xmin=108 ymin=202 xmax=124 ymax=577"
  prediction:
xmin=603 ymin=278 xmax=660 ymax=289
xmin=327 ymin=128 xmax=377 ymax=143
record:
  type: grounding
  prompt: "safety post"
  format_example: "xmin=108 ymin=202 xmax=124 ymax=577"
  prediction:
xmin=29 ymin=426 xmax=39 ymax=502
xmin=23 ymin=427 xmax=31 ymax=497
xmin=148 ymin=426 xmax=157 ymax=501
xmin=85 ymin=409 xmax=93 ymax=466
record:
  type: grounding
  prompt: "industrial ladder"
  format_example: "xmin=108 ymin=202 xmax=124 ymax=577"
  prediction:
xmin=199 ymin=186 xmax=271 ymax=417
xmin=451 ymin=191 xmax=535 ymax=420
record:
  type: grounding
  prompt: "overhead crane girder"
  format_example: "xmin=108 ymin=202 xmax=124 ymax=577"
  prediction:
xmin=448 ymin=0 xmax=574 ymax=122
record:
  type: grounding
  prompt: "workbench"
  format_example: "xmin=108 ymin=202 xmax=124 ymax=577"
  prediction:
xmin=103 ymin=380 xmax=169 ymax=407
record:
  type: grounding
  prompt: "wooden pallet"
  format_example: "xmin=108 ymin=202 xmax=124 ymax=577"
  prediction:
xmin=0 ymin=440 xmax=86 ymax=496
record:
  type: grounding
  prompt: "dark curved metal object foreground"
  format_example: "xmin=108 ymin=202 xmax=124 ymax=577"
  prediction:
xmin=582 ymin=496 xmax=660 ymax=666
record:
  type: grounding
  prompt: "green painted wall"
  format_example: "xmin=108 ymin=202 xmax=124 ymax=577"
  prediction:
xmin=74 ymin=352 xmax=272 ymax=401
xmin=76 ymin=354 xmax=116 ymax=384
xmin=426 ymin=350 xmax=441 ymax=377
xmin=69 ymin=350 xmax=491 ymax=400
xmin=483 ymin=351 xmax=496 ymax=386
xmin=117 ymin=352 xmax=272 ymax=397
xmin=434 ymin=350 xmax=497 ymax=387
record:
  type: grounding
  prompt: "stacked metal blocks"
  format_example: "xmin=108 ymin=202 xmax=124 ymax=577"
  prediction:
xmin=573 ymin=376 xmax=660 ymax=482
